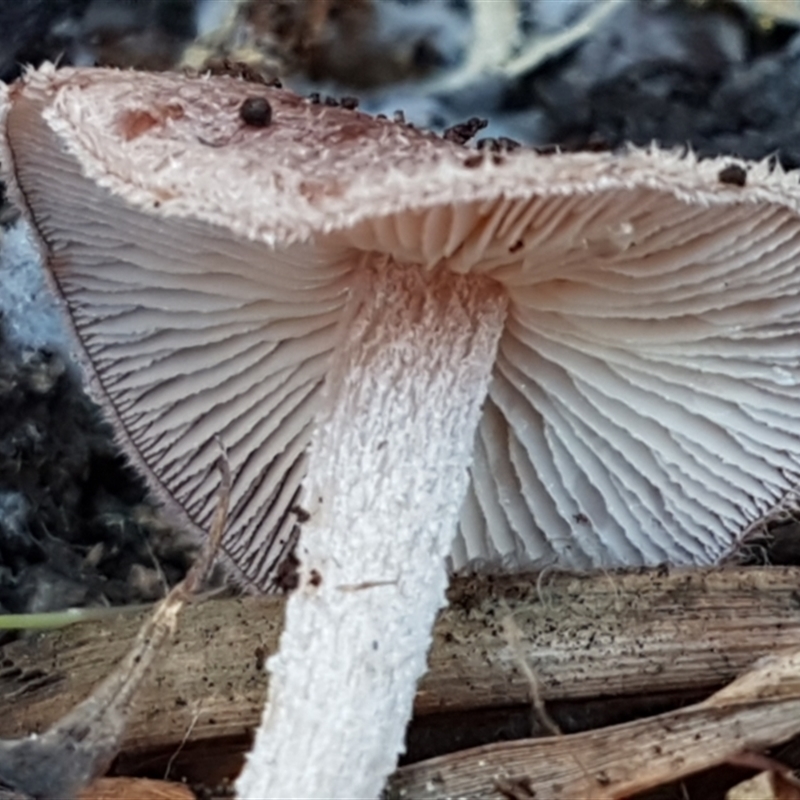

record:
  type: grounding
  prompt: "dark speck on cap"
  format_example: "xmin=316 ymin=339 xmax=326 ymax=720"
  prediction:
xmin=240 ymin=96 xmax=272 ymax=128
xmin=718 ymin=164 xmax=747 ymax=187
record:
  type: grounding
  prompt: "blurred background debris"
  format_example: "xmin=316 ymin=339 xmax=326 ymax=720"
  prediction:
xmin=4 ymin=0 xmax=800 ymax=157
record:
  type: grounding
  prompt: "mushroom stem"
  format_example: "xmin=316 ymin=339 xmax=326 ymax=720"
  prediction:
xmin=236 ymin=258 xmax=507 ymax=799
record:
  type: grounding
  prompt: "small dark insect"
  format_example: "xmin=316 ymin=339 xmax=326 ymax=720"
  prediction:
xmin=254 ymin=646 xmax=267 ymax=671
xmin=309 ymin=570 xmax=323 ymax=587
xmin=308 ymin=92 xmax=322 ymax=104
xmin=324 ymin=95 xmax=340 ymax=107
xmin=573 ymin=512 xmax=589 ymax=524
xmin=477 ymin=136 xmax=521 ymax=153
xmin=718 ymin=164 xmax=747 ymax=187
xmin=275 ymin=552 xmax=300 ymax=592
xmin=497 ymin=136 xmax=522 ymax=153
xmin=444 ymin=117 xmax=488 ymax=146
xmin=291 ymin=505 xmax=311 ymax=523
xmin=339 ymin=96 xmax=359 ymax=110
xmin=239 ymin=96 xmax=272 ymax=128
xmin=585 ymin=133 xmax=610 ymax=152
xmin=205 ymin=58 xmax=275 ymax=86
xmin=498 ymin=136 xmax=521 ymax=151
xmin=477 ymin=137 xmax=501 ymax=152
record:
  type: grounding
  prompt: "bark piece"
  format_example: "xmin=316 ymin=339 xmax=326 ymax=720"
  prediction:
xmin=387 ymin=646 xmax=800 ymax=799
xmin=0 ymin=567 xmax=798 ymax=765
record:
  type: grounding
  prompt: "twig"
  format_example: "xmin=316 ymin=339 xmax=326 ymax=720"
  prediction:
xmin=163 ymin=704 xmax=202 ymax=781
xmin=727 ymin=750 xmax=800 ymax=789
xmin=427 ymin=0 xmax=520 ymax=92
xmin=500 ymin=608 xmax=561 ymax=737
xmin=501 ymin=0 xmax=625 ymax=78
xmin=422 ymin=0 xmax=625 ymax=94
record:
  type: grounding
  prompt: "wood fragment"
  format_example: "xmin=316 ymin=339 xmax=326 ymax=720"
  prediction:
xmin=725 ymin=751 xmax=800 ymax=800
xmin=727 ymin=770 xmax=800 ymax=800
xmin=0 ymin=567 xmax=799 ymax=776
xmin=387 ymin=647 xmax=800 ymax=799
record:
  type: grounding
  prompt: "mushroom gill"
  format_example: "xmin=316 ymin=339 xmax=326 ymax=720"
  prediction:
xmin=341 ymin=187 xmax=800 ymax=571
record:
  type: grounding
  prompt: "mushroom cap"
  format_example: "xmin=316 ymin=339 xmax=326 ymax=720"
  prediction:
xmin=4 ymin=65 xmax=800 ymax=587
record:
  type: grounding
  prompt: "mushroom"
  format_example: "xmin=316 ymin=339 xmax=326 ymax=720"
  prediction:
xmin=4 ymin=65 xmax=800 ymax=798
